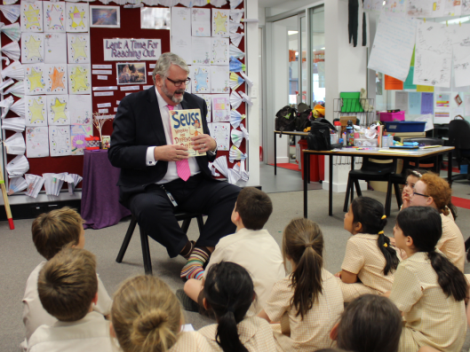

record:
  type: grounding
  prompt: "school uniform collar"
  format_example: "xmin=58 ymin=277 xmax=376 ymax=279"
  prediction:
xmin=199 ymin=316 xmax=262 ymax=344
xmin=353 ymin=233 xmax=379 ymax=240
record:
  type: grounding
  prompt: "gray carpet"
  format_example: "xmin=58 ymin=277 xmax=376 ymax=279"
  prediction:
xmin=2 ymin=180 xmax=470 ymax=351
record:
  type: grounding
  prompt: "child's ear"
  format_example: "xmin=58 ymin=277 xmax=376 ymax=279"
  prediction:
xmin=92 ymin=292 xmax=98 ymax=305
xmin=109 ymin=322 xmax=116 ymax=338
xmin=202 ymin=298 xmax=210 ymax=311
xmin=329 ymin=322 xmax=339 ymax=341
xmin=354 ymin=221 xmax=363 ymax=234
xmin=405 ymin=235 xmax=414 ymax=249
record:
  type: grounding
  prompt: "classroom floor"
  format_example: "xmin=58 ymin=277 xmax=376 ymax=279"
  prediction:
xmin=2 ymin=165 xmax=470 ymax=351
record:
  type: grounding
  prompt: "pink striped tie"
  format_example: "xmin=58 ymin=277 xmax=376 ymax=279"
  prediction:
xmin=168 ymin=104 xmax=191 ymax=181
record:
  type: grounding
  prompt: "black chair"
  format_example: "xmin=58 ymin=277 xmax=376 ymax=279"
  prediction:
xmin=116 ymin=210 xmax=205 ymax=275
xmin=448 ymin=117 xmax=470 ymax=182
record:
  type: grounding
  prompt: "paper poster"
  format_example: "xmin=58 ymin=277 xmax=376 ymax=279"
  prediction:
xmin=408 ymin=92 xmax=422 ymax=115
xmin=192 ymin=66 xmax=210 ymax=93
xmin=191 ymin=37 xmax=212 ymax=65
xmin=414 ymin=21 xmax=452 ymax=87
xmin=444 ymin=0 xmax=462 ymax=16
xmin=171 ymin=7 xmax=191 ymax=64
xmin=417 ymin=85 xmax=434 ymax=92
xmin=21 ymin=1 xmax=43 ymax=32
xmin=210 ymin=66 xmax=229 ymax=93
xmin=44 ymin=1 xmax=65 ymax=32
xmin=47 ymin=95 xmax=69 ymax=125
xmin=45 ymin=64 xmax=68 ymax=95
xmin=70 ymin=123 xmax=92 ymax=155
xmin=435 ymin=109 xmax=451 ymax=124
xmin=21 ymin=33 xmax=45 ymax=64
xmin=212 ymin=38 xmax=229 ymax=65
xmin=368 ymin=13 xmax=417 ymax=82
xmin=212 ymin=9 xmax=229 ymax=37
xmin=69 ymin=95 xmax=92 ymax=124
xmin=403 ymin=67 xmax=416 ymax=90
xmin=208 ymin=122 xmax=230 ymax=150
xmin=67 ymin=33 xmax=90 ymax=64
xmin=383 ymin=0 xmax=407 ymax=16
xmin=212 ymin=94 xmax=230 ymax=122
xmin=44 ymin=33 xmax=67 ymax=64
xmin=436 ymin=94 xmax=450 ymax=108
xmin=395 ymin=91 xmax=408 ymax=113
xmin=196 ymin=94 xmax=212 ymax=122
xmin=450 ymin=24 xmax=470 ymax=88
xmin=68 ymin=64 xmax=91 ymax=94
xmin=384 ymin=74 xmax=404 ymax=90
xmin=191 ymin=8 xmax=211 ymax=37
xmin=49 ymin=125 xmax=71 ymax=156
xmin=26 ymin=126 xmax=49 ymax=158
xmin=65 ymin=2 xmax=89 ymax=32
xmin=25 ymin=64 xmax=47 ymax=95
xmin=421 ymin=92 xmax=434 ymax=114
xmin=25 ymin=96 xmax=47 ymax=127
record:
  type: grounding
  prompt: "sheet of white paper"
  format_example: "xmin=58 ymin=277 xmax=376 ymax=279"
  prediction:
xmin=67 ymin=33 xmax=91 ymax=64
xmin=25 ymin=64 xmax=47 ymax=95
xmin=25 ymin=95 xmax=47 ymax=126
xmin=191 ymin=37 xmax=212 ymax=65
xmin=21 ymin=1 xmax=43 ymax=32
xmin=450 ymin=24 xmax=470 ymax=88
xmin=26 ymin=126 xmax=49 ymax=158
xmin=212 ymin=8 xmax=229 ymax=37
xmin=25 ymin=173 xmax=45 ymax=198
xmin=45 ymin=64 xmax=68 ymax=95
xmin=47 ymin=95 xmax=69 ymax=125
xmin=171 ymin=7 xmax=191 ymax=64
xmin=5 ymin=132 xmax=25 ymax=155
xmin=395 ymin=91 xmax=408 ymax=113
xmin=70 ymin=123 xmax=92 ymax=155
xmin=212 ymin=38 xmax=229 ymax=65
xmin=192 ymin=66 xmax=211 ymax=93
xmin=444 ymin=0 xmax=462 ymax=16
xmin=69 ymin=95 xmax=92 ymax=124
xmin=8 ymin=176 xmax=27 ymax=195
xmin=49 ymin=125 xmax=71 ymax=156
xmin=463 ymin=0 xmax=470 ymax=15
xmin=7 ymin=155 xmax=29 ymax=177
xmin=65 ymin=2 xmax=89 ymax=32
xmin=196 ymin=94 xmax=212 ymax=122
xmin=21 ymin=33 xmax=45 ymax=64
xmin=44 ymin=1 xmax=66 ymax=32
xmin=68 ymin=64 xmax=91 ymax=94
xmin=191 ymin=8 xmax=210 ymax=36
xmin=414 ymin=114 xmax=434 ymax=131
xmin=212 ymin=94 xmax=230 ymax=122
xmin=0 ymin=5 xmax=20 ymax=23
xmin=44 ymin=33 xmax=67 ymax=64
xmin=210 ymin=66 xmax=229 ymax=94
xmin=208 ymin=122 xmax=230 ymax=150
xmin=368 ymin=13 xmax=417 ymax=82
xmin=2 ymin=117 xmax=25 ymax=132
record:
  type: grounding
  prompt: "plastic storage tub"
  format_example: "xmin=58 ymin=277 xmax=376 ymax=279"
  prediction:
xmin=384 ymin=121 xmax=426 ymax=133
xmin=380 ymin=111 xmax=405 ymax=122
xmin=354 ymin=138 xmax=378 ymax=147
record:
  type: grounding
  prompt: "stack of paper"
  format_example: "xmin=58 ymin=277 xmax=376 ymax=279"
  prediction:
xmin=25 ymin=174 xmax=44 ymax=198
xmin=213 ymin=155 xmax=229 ymax=177
xmin=8 ymin=176 xmax=27 ymax=195
xmin=43 ymin=173 xmax=66 ymax=196
xmin=66 ymin=173 xmax=82 ymax=195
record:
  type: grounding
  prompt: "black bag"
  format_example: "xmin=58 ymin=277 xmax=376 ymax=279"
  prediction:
xmin=307 ymin=118 xmax=340 ymax=151
xmin=295 ymin=109 xmax=312 ymax=131
xmin=275 ymin=105 xmax=296 ymax=132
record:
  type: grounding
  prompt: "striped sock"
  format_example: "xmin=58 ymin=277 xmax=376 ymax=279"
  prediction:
xmin=180 ymin=248 xmax=209 ymax=280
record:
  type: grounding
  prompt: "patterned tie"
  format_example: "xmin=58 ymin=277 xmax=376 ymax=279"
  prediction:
xmin=168 ymin=104 xmax=191 ymax=181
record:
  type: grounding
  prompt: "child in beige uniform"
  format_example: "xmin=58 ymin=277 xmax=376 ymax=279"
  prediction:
xmin=258 ymin=218 xmax=344 ymax=352
xmin=389 ymin=207 xmax=467 ymax=352
xmin=336 ymin=197 xmax=399 ymax=302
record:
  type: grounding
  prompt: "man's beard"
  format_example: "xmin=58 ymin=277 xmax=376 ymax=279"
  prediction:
xmin=162 ymin=81 xmax=185 ymax=103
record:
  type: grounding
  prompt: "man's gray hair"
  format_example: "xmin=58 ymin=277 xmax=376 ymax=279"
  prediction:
xmin=152 ymin=52 xmax=190 ymax=84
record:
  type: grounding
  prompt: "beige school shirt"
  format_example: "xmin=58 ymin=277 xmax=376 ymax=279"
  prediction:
xmin=438 ymin=213 xmax=465 ymax=272
xmin=204 ymin=228 xmax=285 ymax=315
xmin=198 ymin=316 xmax=277 ymax=352
xmin=341 ymin=234 xmax=396 ymax=293
xmin=169 ymin=331 xmax=213 ymax=352
xmin=389 ymin=252 xmax=466 ymax=352
xmin=263 ymin=269 xmax=344 ymax=351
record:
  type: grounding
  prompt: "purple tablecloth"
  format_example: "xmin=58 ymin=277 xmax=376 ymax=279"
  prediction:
xmin=81 ymin=149 xmax=131 ymax=229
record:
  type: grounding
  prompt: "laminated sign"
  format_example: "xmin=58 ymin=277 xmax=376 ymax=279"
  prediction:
xmin=170 ymin=109 xmax=206 ymax=157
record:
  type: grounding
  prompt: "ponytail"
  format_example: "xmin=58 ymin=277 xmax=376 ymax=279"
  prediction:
xmin=377 ymin=233 xmax=399 ymax=275
xmin=216 ymin=311 xmax=248 ymax=352
xmin=428 ymin=250 xmax=467 ymax=301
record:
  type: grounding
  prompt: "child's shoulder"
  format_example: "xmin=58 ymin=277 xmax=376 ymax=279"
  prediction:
xmin=25 ymin=262 xmax=47 ymax=292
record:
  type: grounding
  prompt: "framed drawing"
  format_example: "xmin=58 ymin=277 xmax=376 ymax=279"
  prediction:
xmin=90 ymin=6 xmax=120 ymax=28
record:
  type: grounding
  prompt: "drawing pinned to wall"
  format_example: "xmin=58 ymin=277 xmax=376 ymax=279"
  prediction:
xmin=116 ymin=62 xmax=146 ymax=85
xmin=44 ymin=2 xmax=65 ymax=32
xmin=26 ymin=126 xmax=49 ymax=158
xmin=25 ymin=64 xmax=47 ymax=95
xmin=212 ymin=9 xmax=229 ymax=37
xmin=67 ymin=33 xmax=90 ymax=64
xmin=65 ymin=2 xmax=89 ymax=32
xmin=2 ymin=41 xmax=20 ymax=61
xmin=450 ymin=24 xmax=470 ymax=87
xmin=463 ymin=0 xmax=470 ymax=14
xmin=21 ymin=33 xmax=44 ymax=64
xmin=212 ymin=38 xmax=229 ymax=65
xmin=407 ymin=0 xmax=445 ymax=18
xmin=70 ymin=123 xmax=92 ymax=155
xmin=1 ymin=5 xmax=21 ymax=24
xmin=192 ymin=66 xmax=210 ymax=93
xmin=44 ymin=33 xmax=67 ymax=64
xmin=47 ymin=95 xmax=69 ymax=125
xmin=196 ymin=94 xmax=212 ymax=122
xmin=69 ymin=95 xmax=92 ymax=124
xmin=191 ymin=37 xmax=212 ymax=65
xmin=382 ymin=0 xmax=407 ymax=16
xmin=230 ymin=32 xmax=244 ymax=47
xmin=45 ymin=64 xmax=68 ymax=94
xmin=90 ymin=6 xmax=120 ymax=28
xmin=171 ymin=7 xmax=191 ymax=64
xmin=208 ymin=122 xmax=230 ymax=150
xmin=49 ymin=125 xmax=71 ymax=156
xmin=192 ymin=8 xmax=211 ymax=37
xmin=212 ymin=94 xmax=230 ymax=122
xmin=1 ymin=22 xmax=21 ymax=42
xmin=210 ymin=66 xmax=229 ymax=93
xmin=21 ymin=1 xmax=43 ymax=32
xmin=443 ymin=0 xmax=462 ymax=16
xmin=26 ymin=95 xmax=47 ymax=126
xmin=68 ymin=64 xmax=91 ymax=94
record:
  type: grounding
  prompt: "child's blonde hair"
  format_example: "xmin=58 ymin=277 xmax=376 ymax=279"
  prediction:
xmin=111 ymin=275 xmax=183 ymax=352
xmin=32 ymin=207 xmax=83 ymax=260
xmin=38 ymin=247 xmax=97 ymax=322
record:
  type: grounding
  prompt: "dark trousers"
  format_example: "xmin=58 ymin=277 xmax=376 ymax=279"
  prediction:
xmin=129 ymin=174 xmax=240 ymax=258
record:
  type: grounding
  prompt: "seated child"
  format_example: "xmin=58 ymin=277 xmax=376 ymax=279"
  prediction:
xmin=23 ymin=207 xmax=112 ymax=343
xmin=389 ymin=206 xmax=467 ymax=352
xmin=258 ymin=218 xmax=344 ymax=351
xmin=111 ymin=275 xmax=211 ymax=352
xmin=330 ymin=294 xmax=402 ymax=352
xmin=336 ymin=197 xmax=399 ymax=302
xmin=28 ymin=248 xmax=114 ymax=352
xmin=198 ymin=261 xmax=277 ymax=352
xmin=182 ymin=187 xmax=285 ymax=315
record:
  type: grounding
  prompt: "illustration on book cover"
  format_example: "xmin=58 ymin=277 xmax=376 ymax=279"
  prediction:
xmin=170 ymin=109 xmax=206 ymax=157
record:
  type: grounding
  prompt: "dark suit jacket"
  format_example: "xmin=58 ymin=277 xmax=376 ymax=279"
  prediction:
xmin=108 ymin=87 xmax=216 ymax=206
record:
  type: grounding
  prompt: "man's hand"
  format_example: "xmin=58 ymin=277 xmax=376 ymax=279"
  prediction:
xmin=192 ymin=134 xmax=216 ymax=153
xmin=154 ymin=145 xmax=189 ymax=162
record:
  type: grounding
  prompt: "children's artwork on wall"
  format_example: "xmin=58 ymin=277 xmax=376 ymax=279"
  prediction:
xmin=65 ymin=2 xmax=89 ymax=33
xmin=210 ymin=66 xmax=229 ymax=93
xmin=25 ymin=95 xmax=47 ymax=126
xmin=70 ymin=123 xmax=92 ymax=155
xmin=25 ymin=64 xmax=47 ymax=95
xmin=211 ymin=0 xmax=228 ymax=8
xmin=1 ymin=5 xmax=21 ymax=24
xmin=192 ymin=37 xmax=212 ymax=65
xmin=192 ymin=66 xmax=210 ymax=93
xmin=68 ymin=64 xmax=91 ymax=94
xmin=5 ymin=80 xmax=24 ymax=98
xmin=26 ymin=126 xmax=49 ymax=158
xmin=67 ymin=33 xmax=90 ymax=64
xmin=21 ymin=1 xmax=43 ymax=32
xmin=1 ymin=22 xmax=21 ymax=42
xmin=212 ymin=9 xmax=229 ymax=37
xmin=191 ymin=8 xmax=211 ymax=37
xmin=45 ymin=64 xmax=68 ymax=95
xmin=230 ymin=32 xmax=243 ymax=47
xmin=140 ymin=7 xmax=170 ymax=30
xmin=212 ymin=94 xmax=230 ymax=122
xmin=90 ymin=6 xmax=120 ymax=28
xmin=44 ymin=33 xmax=67 ymax=64
xmin=208 ymin=122 xmax=230 ymax=150
xmin=49 ymin=125 xmax=71 ymax=156
xmin=21 ymin=33 xmax=44 ymax=64
xmin=212 ymin=38 xmax=229 ymax=65
xmin=171 ymin=7 xmax=191 ymax=64
xmin=196 ymin=94 xmax=212 ymax=122
xmin=44 ymin=1 xmax=65 ymax=33
xmin=2 ymin=41 xmax=20 ymax=61
xmin=47 ymin=95 xmax=69 ymax=125
xmin=69 ymin=95 xmax=92 ymax=124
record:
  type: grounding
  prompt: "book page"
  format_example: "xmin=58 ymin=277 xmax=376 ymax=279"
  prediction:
xmin=169 ymin=109 xmax=206 ymax=157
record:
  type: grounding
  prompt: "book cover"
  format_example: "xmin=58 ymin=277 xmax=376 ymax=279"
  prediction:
xmin=170 ymin=109 xmax=206 ymax=157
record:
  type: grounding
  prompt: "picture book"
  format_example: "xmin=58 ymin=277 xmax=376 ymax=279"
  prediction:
xmin=169 ymin=108 xmax=206 ymax=157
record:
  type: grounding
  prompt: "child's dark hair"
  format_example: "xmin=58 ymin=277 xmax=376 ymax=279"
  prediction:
xmin=204 ymin=262 xmax=253 ymax=352
xmin=351 ymin=197 xmax=398 ymax=275
xmin=337 ymin=295 xmax=402 ymax=352
xmin=282 ymin=218 xmax=323 ymax=320
xmin=397 ymin=207 xmax=467 ymax=301
xmin=235 ymin=187 xmax=272 ymax=230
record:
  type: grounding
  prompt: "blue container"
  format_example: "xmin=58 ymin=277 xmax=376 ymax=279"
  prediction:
xmin=384 ymin=121 xmax=426 ymax=133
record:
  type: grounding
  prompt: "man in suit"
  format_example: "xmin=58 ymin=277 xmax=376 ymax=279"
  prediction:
xmin=109 ymin=52 xmax=240 ymax=280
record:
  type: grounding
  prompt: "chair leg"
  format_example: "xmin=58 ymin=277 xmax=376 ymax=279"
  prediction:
xmin=354 ymin=179 xmax=362 ymax=197
xmin=196 ymin=215 xmax=205 ymax=232
xmin=180 ymin=219 xmax=192 ymax=234
xmin=393 ymin=182 xmax=402 ymax=209
xmin=116 ymin=216 xmax=138 ymax=263
xmin=139 ymin=228 xmax=153 ymax=275
xmin=343 ymin=177 xmax=352 ymax=212
xmin=385 ymin=181 xmax=392 ymax=217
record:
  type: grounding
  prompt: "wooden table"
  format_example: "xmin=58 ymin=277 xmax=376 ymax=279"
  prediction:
xmin=273 ymin=130 xmax=309 ymax=175
xmin=303 ymin=146 xmax=455 ymax=218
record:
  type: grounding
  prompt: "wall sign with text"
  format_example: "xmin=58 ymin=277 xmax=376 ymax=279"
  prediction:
xmin=103 ymin=39 xmax=162 ymax=61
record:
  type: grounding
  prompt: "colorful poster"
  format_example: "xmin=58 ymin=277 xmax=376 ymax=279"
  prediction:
xmin=384 ymin=75 xmax=403 ymax=90
xmin=421 ymin=92 xmax=434 ymax=114
xmin=408 ymin=92 xmax=422 ymax=115
xmin=70 ymin=124 xmax=92 ymax=155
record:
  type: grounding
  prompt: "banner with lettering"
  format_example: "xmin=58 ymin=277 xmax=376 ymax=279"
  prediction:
xmin=103 ymin=39 xmax=162 ymax=61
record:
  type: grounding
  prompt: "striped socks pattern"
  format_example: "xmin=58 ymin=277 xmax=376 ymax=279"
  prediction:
xmin=180 ymin=248 xmax=209 ymax=280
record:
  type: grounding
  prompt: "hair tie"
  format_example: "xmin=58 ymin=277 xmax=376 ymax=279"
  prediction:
xmin=378 ymin=230 xmax=384 ymax=235
xmin=412 ymin=170 xmax=422 ymax=178
xmin=381 ymin=215 xmax=386 ymax=220
xmin=383 ymin=243 xmax=388 ymax=248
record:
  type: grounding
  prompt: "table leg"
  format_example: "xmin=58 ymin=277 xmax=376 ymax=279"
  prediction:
xmin=448 ymin=150 xmax=453 ymax=187
xmin=329 ymin=155 xmax=333 ymax=216
xmin=350 ymin=156 xmax=355 ymax=202
xmin=274 ymin=132 xmax=277 ymax=176
xmin=304 ymin=151 xmax=309 ymax=218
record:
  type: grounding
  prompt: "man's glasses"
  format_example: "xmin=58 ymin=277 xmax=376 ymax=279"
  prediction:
xmin=412 ymin=191 xmax=430 ymax=198
xmin=166 ymin=77 xmax=191 ymax=87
